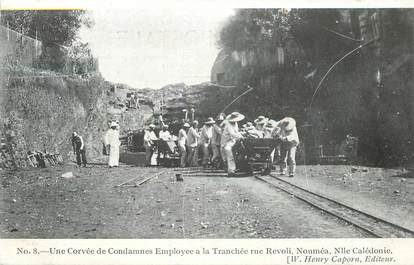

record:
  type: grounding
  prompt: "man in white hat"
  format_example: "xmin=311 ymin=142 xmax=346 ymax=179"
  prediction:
xmin=242 ymin=121 xmax=262 ymax=139
xmin=200 ymin=117 xmax=215 ymax=168
xmin=158 ymin=124 xmax=172 ymax=160
xmin=104 ymin=121 xmax=121 ymax=168
xmin=253 ymin=115 xmax=268 ymax=138
xmin=262 ymin=119 xmax=279 ymax=164
xmin=263 ymin=119 xmax=278 ymax=139
xmin=221 ymin=112 xmax=245 ymax=176
xmin=178 ymin=123 xmax=190 ymax=167
xmin=159 ymin=124 xmax=172 ymax=141
xmin=276 ymin=117 xmax=299 ymax=177
xmin=186 ymin=120 xmax=200 ymax=166
xmin=211 ymin=114 xmax=225 ymax=168
xmin=143 ymin=124 xmax=158 ymax=166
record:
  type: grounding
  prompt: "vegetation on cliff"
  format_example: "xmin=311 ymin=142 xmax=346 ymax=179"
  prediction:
xmin=216 ymin=9 xmax=413 ymax=166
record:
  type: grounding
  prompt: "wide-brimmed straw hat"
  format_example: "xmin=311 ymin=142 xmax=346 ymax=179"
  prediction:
xmin=254 ymin=115 xmax=269 ymax=125
xmin=278 ymin=117 xmax=296 ymax=131
xmin=226 ymin=112 xmax=245 ymax=122
xmin=204 ymin=117 xmax=215 ymax=124
xmin=149 ymin=124 xmax=156 ymax=128
xmin=162 ymin=124 xmax=169 ymax=128
xmin=183 ymin=123 xmax=190 ymax=128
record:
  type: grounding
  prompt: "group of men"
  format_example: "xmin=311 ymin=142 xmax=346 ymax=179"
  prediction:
xmin=142 ymin=112 xmax=299 ymax=177
xmin=73 ymin=112 xmax=299 ymax=177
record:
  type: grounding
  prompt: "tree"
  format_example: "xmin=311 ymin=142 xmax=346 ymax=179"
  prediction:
xmin=1 ymin=10 xmax=92 ymax=71
xmin=217 ymin=9 xmax=414 ymax=166
xmin=67 ymin=41 xmax=97 ymax=76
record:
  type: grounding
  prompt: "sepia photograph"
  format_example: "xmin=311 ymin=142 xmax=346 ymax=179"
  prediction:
xmin=0 ymin=2 xmax=413 ymax=245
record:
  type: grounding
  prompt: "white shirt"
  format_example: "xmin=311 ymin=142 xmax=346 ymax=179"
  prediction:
xmin=273 ymin=119 xmax=299 ymax=146
xmin=283 ymin=127 xmax=300 ymax=146
xmin=104 ymin=129 xmax=121 ymax=147
xmin=199 ymin=125 xmax=213 ymax=145
xmin=159 ymin=130 xmax=172 ymax=141
xmin=211 ymin=124 xmax=222 ymax=145
xmin=144 ymin=130 xmax=158 ymax=145
xmin=186 ymin=127 xmax=200 ymax=147
xmin=178 ymin=129 xmax=187 ymax=145
xmin=221 ymin=121 xmax=243 ymax=146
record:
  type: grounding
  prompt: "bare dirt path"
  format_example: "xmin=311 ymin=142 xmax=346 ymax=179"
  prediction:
xmin=0 ymin=164 xmax=370 ymax=238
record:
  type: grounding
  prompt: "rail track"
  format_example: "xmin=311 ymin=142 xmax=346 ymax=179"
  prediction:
xmin=255 ymin=174 xmax=414 ymax=238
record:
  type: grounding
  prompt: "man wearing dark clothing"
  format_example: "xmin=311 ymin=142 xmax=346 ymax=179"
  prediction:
xmin=72 ymin=132 xmax=87 ymax=167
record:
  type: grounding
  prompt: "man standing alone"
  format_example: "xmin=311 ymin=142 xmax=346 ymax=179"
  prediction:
xmin=72 ymin=132 xmax=87 ymax=167
xmin=104 ymin=122 xmax=121 ymax=168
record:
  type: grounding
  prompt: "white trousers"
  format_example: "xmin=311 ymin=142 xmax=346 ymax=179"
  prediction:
xmin=187 ymin=146 xmax=199 ymax=167
xmin=220 ymin=146 xmax=226 ymax=163
xmin=222 ymin=141 xmax=236 ymax=174
xmin=178 ymin=143 xmax=187 ymax=167
xmin=144 ymin=145 xmax=154 ymax=166
xmin=211 ymin=144 xmax=221 ymax=163
xmin=108 ymin=145 xmax=119 ymax=167
xmin=280 ymin=145 xmax=297 ymax=175
xmin=201 ymin=143 xmax=210 ymax=166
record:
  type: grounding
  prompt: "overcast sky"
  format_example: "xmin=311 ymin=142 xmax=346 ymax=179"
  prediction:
xmin=80 ymin=8 xmax=234 ymax=89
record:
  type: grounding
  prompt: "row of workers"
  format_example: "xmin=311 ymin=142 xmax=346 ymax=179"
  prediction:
xmin=143 ymin=112 xmax=299 ymax=177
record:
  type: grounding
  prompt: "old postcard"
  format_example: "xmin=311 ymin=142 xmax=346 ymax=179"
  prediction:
xmin=0 ymin=0 xmax=413 ymax=264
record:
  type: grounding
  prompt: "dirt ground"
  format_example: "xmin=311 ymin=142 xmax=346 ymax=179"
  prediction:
xmin=0 ymin=161 xmax=395 ymax=238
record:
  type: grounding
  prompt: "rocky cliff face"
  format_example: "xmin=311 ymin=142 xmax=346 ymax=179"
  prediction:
xmin=0 ymin=70 xmax=113 ymax=162
xmin=140 ymin=82 xmax=241 ymax=124
xmin=0 ymin=64 xmax=246 ymax=169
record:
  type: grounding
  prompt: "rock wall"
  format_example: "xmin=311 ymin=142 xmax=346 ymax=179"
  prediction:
xmin=0 ymin=70 xmax=111 ymax=162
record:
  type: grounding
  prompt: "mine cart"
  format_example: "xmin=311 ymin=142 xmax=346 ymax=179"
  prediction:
xmin=125 ymin=130 xmax=145 ymax=152
xmin=156 ymin=139 xmax=180 ymax=167
xmin=235 ymin=138 xmax=278 ymax=175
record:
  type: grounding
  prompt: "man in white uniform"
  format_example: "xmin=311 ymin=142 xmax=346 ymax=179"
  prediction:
xmin=143 ymin=124 xmax=158 ymax=166
xmin=104 ymin=121 xmax=121 ymax=168
xmin=211 ymin=114 xmax=224 ymax=168
xmin=178 ymin=123 xmax=190 ymax=167
xmin=159 ymin=125 xmax=172 ymax=141
xmin=199 ymin=117 xmax=215 ymax=167
xmin=254 ymin=116 xmax=268 ymax=138
xmin=242 ymin=121 xmax=262 ymax=138
xmin=276 ymin=117 xmax=299 ymax=177
xmin=263 ymin=119 xmax=278 ymax=138
xmin=263 ymin=119 xmax=279 ymax=164
xmin=221 ymin=112 xmax=245 ymax=176
xmin=186 ymin=120 xmax=200 ymax=166
xmin=158 ymin=124 xmax=172 ymax=160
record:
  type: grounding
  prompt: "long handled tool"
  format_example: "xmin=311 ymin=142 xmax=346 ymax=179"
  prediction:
xmin=309 ymin=38 xmax=377 ymax=108
xmin=220 ymin=85 xmax=255 ymax=114
xmin=114 ymin=170 xmax=169 ymax=188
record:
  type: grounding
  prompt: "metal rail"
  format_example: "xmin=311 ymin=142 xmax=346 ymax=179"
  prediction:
xmin=255 ymin=174 xmax=414 ymax=238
